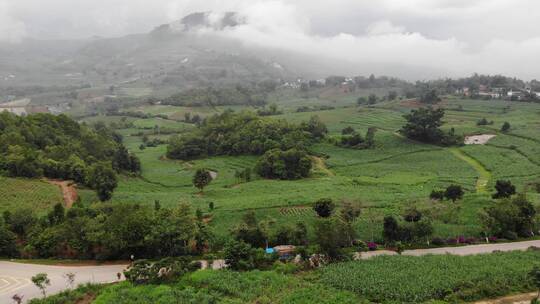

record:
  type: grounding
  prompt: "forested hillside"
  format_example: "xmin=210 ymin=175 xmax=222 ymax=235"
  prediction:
xmin=0 ymin=112 xmax=140 ymax=200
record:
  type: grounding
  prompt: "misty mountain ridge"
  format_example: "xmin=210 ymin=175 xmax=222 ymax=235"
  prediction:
xmin=1 ymin=11 xmax=448 ymax=93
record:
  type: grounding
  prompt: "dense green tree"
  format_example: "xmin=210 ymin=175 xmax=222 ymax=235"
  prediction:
xmin=387 ymin=91 xmax=398 ymax=100
xmin=341 ymin=126 xmax=355 ymax=135
xmin=383 ymin=216 xmax=400 ymax=243
xmin=167 ymin=135 xmax=207 ymax=160
xmin=314 ymin=218 xmax=345 ymax=260
xmin=162 ymin=86 xmax=268 ymax=107
xmin=401 ymin=107 xmax=445 ymax=143
xmin=91 ymin=205 xmax=152 ymax=259
xmin=357 ymin=96 xmax=367 ymax=105
xmin=88 ymin=163 xmax=118 ymax=201
xmin=167 ymin=111 xmax=325 ymax=160
xmin=482 ymin=195 xmax=537 ymax=238
xmin=444 ymin=185 xmax=464 ymax=202
xmin=430 ymin=189 xmax=445 ymax=201
xmin=313 ymin=198 xmax=335 ymax=218
xmin=501 ymin=121 xmax=511 ymax=132
xmin=301 ymin=115 xmax=328 ymax=139
xmin=232 ymin=211 xmax=267 ymax=248
xmin=223 ymin=240 xmax=256 ymax=271
xmin=193 ymin=168 xmax=212 ymax=193
xmin=0 ymin=219 xmax=17 ymax=257
xmin=47 ymin=203 xmax=65 ymax=226
xmin=403 ymin=207 xmax=422 ymax=222
xmin=419 ymin=89 xmax=441 ymax=104
xmin=365 ymin=127 xmax=377 ymax=148
xmin=340 ymin=201 xmax=362 ymax=223
xmin=274 ymin=225 xmax=294 ymax=245
xmin=256 ymin=148 xmax=312 ymax=180
xmin=530 ymin=266 xmax=540 ymax=301
xmin=368 ymin=94 xmax=378 ymax=104
xmin=292 ymin=222 xmax=308 ymax=246
xmin=493 ymin=180 xmax=516 ymax=199
xmin=6 ymin=208 xmax=37 ymax=236
xmin=148 ymin=204 xmax=198 ymax=257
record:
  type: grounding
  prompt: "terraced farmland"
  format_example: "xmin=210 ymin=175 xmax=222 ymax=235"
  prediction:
xmin=0 ymin=177 xmax=63 ymax=213
xmin=78 ymin=98 xmax=540 ymax=239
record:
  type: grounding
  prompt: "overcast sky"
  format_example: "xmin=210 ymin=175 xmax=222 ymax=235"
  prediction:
xmin=2 ymin=0 xmax=540 ymax=79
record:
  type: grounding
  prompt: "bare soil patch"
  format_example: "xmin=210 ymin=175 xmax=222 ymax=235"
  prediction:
xmin=474 ymin=292 xmax=537 ymax=304
xmin=465 ymin=134 xmax=496 ymax=145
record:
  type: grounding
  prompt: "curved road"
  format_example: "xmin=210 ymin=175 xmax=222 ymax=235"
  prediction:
xmin=2 ymin=240 xmax=540 ymax=303
xmin=0 ymin=262 xmax=127 ymax=303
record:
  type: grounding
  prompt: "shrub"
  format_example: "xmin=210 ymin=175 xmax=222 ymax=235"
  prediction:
xmin=430 ymin=190 xmax=445 ymax=201
xmin=313 ymin=198 xmax=335 ymax=218
xmin=355 ymin=240 xmax=369 ymax=252
xmin=501 ymin=121 xmax=511 ymax=132
xmin=431 ymin=237 xmax=446 ymax=246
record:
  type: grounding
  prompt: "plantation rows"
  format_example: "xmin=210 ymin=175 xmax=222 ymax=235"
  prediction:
xmin=279 ymin=207 xmax=314 ymax=217
xmin=321 ymin=250 xmax=540 ymax=303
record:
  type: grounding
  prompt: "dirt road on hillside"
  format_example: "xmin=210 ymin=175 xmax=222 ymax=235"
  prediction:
xmin=46 ymin=180 xmax=78 ymax=208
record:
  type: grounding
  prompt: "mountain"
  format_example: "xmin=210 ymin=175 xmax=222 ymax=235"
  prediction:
xmin=0 ymin=11 xmax=443 ymax=100
xmin=0 ymin=12 xmax=307 ymax=93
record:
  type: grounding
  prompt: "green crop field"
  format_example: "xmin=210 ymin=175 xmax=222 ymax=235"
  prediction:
xmin=0 ymin=177 xmax=63 ymax=213
xmin=74 ymin=98 xmax=540 ymax=240
xmin=321 ymin=250 xmax=540 ymax=303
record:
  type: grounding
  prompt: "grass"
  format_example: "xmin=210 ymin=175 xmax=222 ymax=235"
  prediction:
xmin=29 ymin=283 xmax=104 ymax=304
xmin=320 ymin=249 xmax=540 ymax=303
xmin=93 ymin=270 xmax=363 ymax=304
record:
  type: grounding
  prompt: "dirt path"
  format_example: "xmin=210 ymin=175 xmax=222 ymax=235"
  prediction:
xmin=46 ymin=180 xmax=78 ymax=208
xmin=474 ymin=292 xmax=538 ymax=304
xmin=449 ymin=148 xmax=491 ymax=193
xmin=312 ymin=156 xmax=334 ymax=176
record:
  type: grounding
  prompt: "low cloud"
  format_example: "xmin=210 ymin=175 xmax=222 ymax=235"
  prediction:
xmin=1 ymin=0 xmax=540 ymax=79
xmin=0 ymin=1 xmax=27 ymax=43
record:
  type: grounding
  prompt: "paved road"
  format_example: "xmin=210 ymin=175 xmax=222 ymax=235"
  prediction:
xmin=2 ymin=240 xmax=539 ymax=303
xmin=0 ymin=261 xmax=127 ymax=303
xmin=358 ymin=239 xmax=540 ymax=259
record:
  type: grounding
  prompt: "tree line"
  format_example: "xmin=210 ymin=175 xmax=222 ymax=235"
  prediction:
xmin=0 ymin=202 xmax=210 ymax=260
